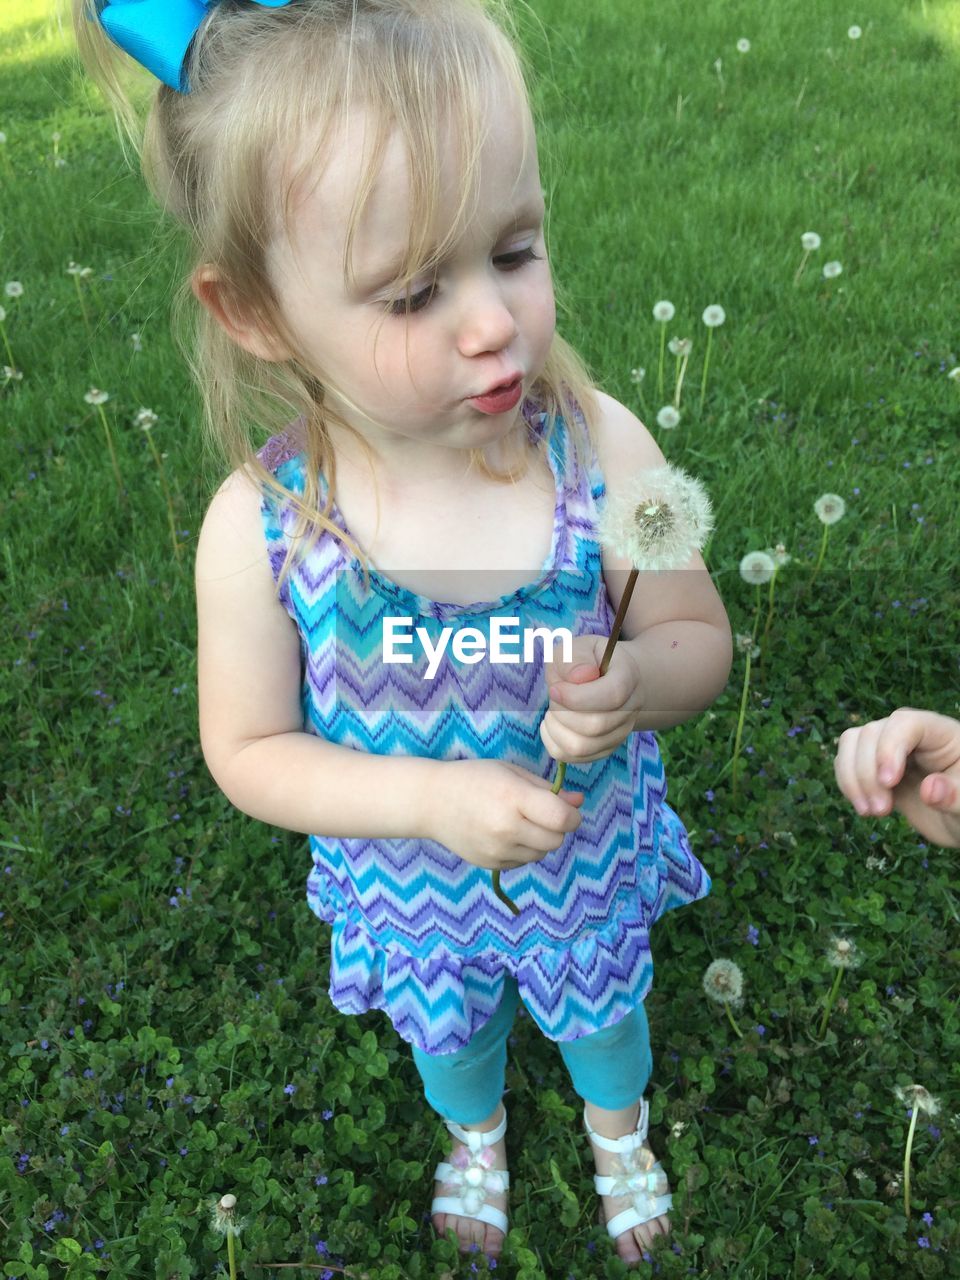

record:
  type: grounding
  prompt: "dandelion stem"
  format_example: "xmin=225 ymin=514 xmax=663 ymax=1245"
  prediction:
xmin=227 ymin=1231 xmax=238 ymax=1280
xmin=758 ymin=568 xmax=779 ymax=679
xmin=142 ymin=428 xmax=183 ymax=566
xmin=97 ymin=403 xmax=126 ymax=504
xmin=491 ymin=869 xmax=520 ymax=916
xmin=731 ymin=644 xmax=753 ymax=801
xmin=550 ymin=761 xmax=566 ymax=794
xmin=816 ymin=964 xmax=845 ymax=1039
xmin=0 ymin=320 xmax=15 ymax=370
xmin=809 ymin=525 xmax=830 ymax=589
xmin=903 ymin=1103 xmax=920 ymax=1219
xmin=73 ymin=273 xmax=91 ymax=338
xmin=724 ymin=1000 xmax=743 ymax=1039
xmin=793 ymin=250 xmax=809 ymax=286
xmin=699 ymin=328 xmax=713 ymax=414
xmin=657 ymin=324 xmax=666 ymax=403
xmin=599 ymin=567 xmax=639 ymax=678
xmin=673 ymin=352 xmax=689 ymax=410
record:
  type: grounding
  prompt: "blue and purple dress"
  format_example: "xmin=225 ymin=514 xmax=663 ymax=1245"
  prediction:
xmin=258 ymin=403 xmax=710 ymax=1055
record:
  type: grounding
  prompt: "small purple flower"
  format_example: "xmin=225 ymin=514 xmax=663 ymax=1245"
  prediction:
xmin=315 ymin=1173 xmax=328 ymax=1185
xmin=918 ymin=1237 xmax=930 ymax=1248
xmin=284 ymin=1084 xmax=296 ymax=1095
xmin=178 ymin=1147 xmax=188 ymax=1157
xmin=808 ymin=1135 xmax=818 ymax=1146
xmin=41 ymin=1039 xmax=49 ymax=1050
xmin=316 ymin=1240 xmax=330 ymax=1258
xmin=60 ymin=1125 xmax=69 ymax=1136
xmin=922 ymin=1212 xmax=934 ymax=1225
xmin=746 ymin=924 xmax=759 ymax=946
xmin=755 ymin=1024 xmax=766 ymax=1037
xmin=322 ymin=1109 xmax=333 ymax=1120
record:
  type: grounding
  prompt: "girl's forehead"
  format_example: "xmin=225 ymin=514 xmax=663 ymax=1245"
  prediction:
xmin=276 ymin=96 xmax=539 ymax=261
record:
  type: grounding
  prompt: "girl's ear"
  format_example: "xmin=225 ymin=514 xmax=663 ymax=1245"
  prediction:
xmin=191 ymin=266 xmax=291 ymax=362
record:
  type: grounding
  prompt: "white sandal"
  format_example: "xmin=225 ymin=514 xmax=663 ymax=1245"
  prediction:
xmin=584 ymin=1098 xmax=672 ymax=1241
xmin=431 ymin=1104 xmax=509 ymax=1240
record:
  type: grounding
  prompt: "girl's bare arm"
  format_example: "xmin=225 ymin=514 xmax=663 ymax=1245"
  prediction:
xmin=195 ymin=469 xmax=441 ymax=839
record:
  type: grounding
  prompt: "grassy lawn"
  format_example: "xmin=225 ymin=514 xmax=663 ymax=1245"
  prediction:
xmin=1 ymin=0 xmax=958 ymax=1276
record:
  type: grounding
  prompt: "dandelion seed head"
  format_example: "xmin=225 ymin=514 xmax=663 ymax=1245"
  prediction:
xmin=656 ymin=405 xmax=681 ymax=429
xmin=823 ymin=260 xmax=843 ymax=279
xmin=739 ymin=550 xmax=776 ymax=585
xmin=135 ymin=407 xmax=158 ymax=429
xmin=735 ymin=633 xmax=760 ymax=657
xmin=702 ymin=304 xmax=726 ymax=328
xmin=894 ymin=1084 xmax=940 ymax=1117
xmin=209 ymin=1193 xmax=246 ymax=1237
xmin=597 ymin=463 xmax=713 ymax=571
xmin=801 ymin=231 xmax=822 ymax=251
xmin=653 ymin=300 xmax=675 ymax=323
xmin=703 ymin=958 xmax=744 ymax=1007
xmin=826 ymin=935 xmax=860 ymax=969
xmin=814 ymin=493 xmax=846 ymax=525
xmin=5 ymin=281 xmax=24 ymax=298
xmin=668 ymin=337 xmax=692 ymax=357
xmin=946 ymin=366 xmax=960 ymax=381
xmin=848 ymin=25 xmax=862 ymax=40
xmin=84 ymin=387 xmax=110 ymax=405
xmin=736 ymin=38 xmax=751 ymax=53
xmin=630 ymin=366 xmax=645 ymax=383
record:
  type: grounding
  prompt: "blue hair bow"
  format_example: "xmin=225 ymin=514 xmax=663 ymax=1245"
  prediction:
xmin=93 ymin=0 xmax=294 ymax=93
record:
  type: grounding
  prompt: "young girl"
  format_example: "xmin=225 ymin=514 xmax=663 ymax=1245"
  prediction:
xmin=78 ymin=0 xmax=732 ymax=1265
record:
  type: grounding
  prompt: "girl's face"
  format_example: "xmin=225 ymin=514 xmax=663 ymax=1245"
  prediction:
xmin=267 ymin=91 xmax=556 ymax=469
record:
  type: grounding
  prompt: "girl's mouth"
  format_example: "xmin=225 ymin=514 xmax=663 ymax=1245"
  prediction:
xmin=468 ymin=376 xmax=523 ymax=415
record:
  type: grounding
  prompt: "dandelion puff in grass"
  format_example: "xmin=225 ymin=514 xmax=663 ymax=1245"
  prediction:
xmin=810 ymin=492 xmax=847 ymax=588
xmin=795 ymin=231 xmax=821 ymax=284
xmin=4 ymin=281 xmax=23 ymax=299
xmin=136 ymin=408 xmax=182 ymax=564
xmin=739 ymin=550 xmax=776 ymax=586
xmin=656 ymin=405 xmax=680 ymax=429
xmin=653 ymin=300 xmax=675 ymax=400
xmin=210 ymin=1193 xmax=245 ymax=1280
xmin=703 ymin=959 xmax=744 ymax=1038
xmin=946 ymin=366 xmax=960 ymax=382
xmin=848 ymin=25 xmax=862 ymax=40
xmin=823 ymin=260 xmax=843 ymax=279
xmin=817 ymin=935 xmax=861 ymax=1038
xmin=737 ymin=38 xmax=751 ymax=53
xmin=894 ymin=1084 xmax=941 ymax=1219
xmin=699 ymin=305 xmax=726 ymax=413
xmin=84 ymin=387 xmax=125 ymax=503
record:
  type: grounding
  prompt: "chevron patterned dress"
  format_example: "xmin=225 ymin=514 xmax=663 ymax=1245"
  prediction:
xmin=257 ymin=404 xmax=710 ymax=1055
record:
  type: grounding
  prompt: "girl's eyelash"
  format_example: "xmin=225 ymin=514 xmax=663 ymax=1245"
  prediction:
xmin=388 ymin=283 xmax=437 ymax=317
xmin=386 ymin=245 xmax=542 ymax=317
xmin=494 ymin=245 xmax=541 ymax=270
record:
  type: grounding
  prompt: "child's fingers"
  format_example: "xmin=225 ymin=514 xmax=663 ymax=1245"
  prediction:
xmin=920 ymin=772 xmax=960 ymax=813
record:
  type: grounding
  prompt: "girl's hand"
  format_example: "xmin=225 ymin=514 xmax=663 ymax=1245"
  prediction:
xmin=540 ymin=635 xmax=643 ymax=764
xmin=431 ymin=759 xmax=585 ymax=870
xmin=834 ymin=707 xmax=960 ymax=848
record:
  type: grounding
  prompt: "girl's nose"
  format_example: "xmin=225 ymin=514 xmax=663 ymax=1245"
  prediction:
xmin=456 ymin=278 xmax=520 ymax=357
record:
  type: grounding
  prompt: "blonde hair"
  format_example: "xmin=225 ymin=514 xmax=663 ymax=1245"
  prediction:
xmin=74 ymin=0 xmax=599 ymax=597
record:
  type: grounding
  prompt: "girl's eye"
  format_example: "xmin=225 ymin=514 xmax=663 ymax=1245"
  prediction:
xmin=494 ymin=245 xmax=541 ymax=271
xmin=388 ymin=283 xmax=437 ymax=317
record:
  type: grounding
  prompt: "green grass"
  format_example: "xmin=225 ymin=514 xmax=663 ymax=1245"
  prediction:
xmin=2 ymin=0 xmax=959 ymax=1276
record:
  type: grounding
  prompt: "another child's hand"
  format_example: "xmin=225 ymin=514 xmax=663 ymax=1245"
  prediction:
xmin=431 ymin=759 xmax=585 ymax=871
xmin=834 ymin=707 xmax=960 ymax=848
xmin=540 ymin=635 xmax=643 ymax=764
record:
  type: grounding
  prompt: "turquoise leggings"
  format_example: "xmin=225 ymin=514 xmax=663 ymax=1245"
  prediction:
xmin=411 ymin=977 xmax=653 ymax=1125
